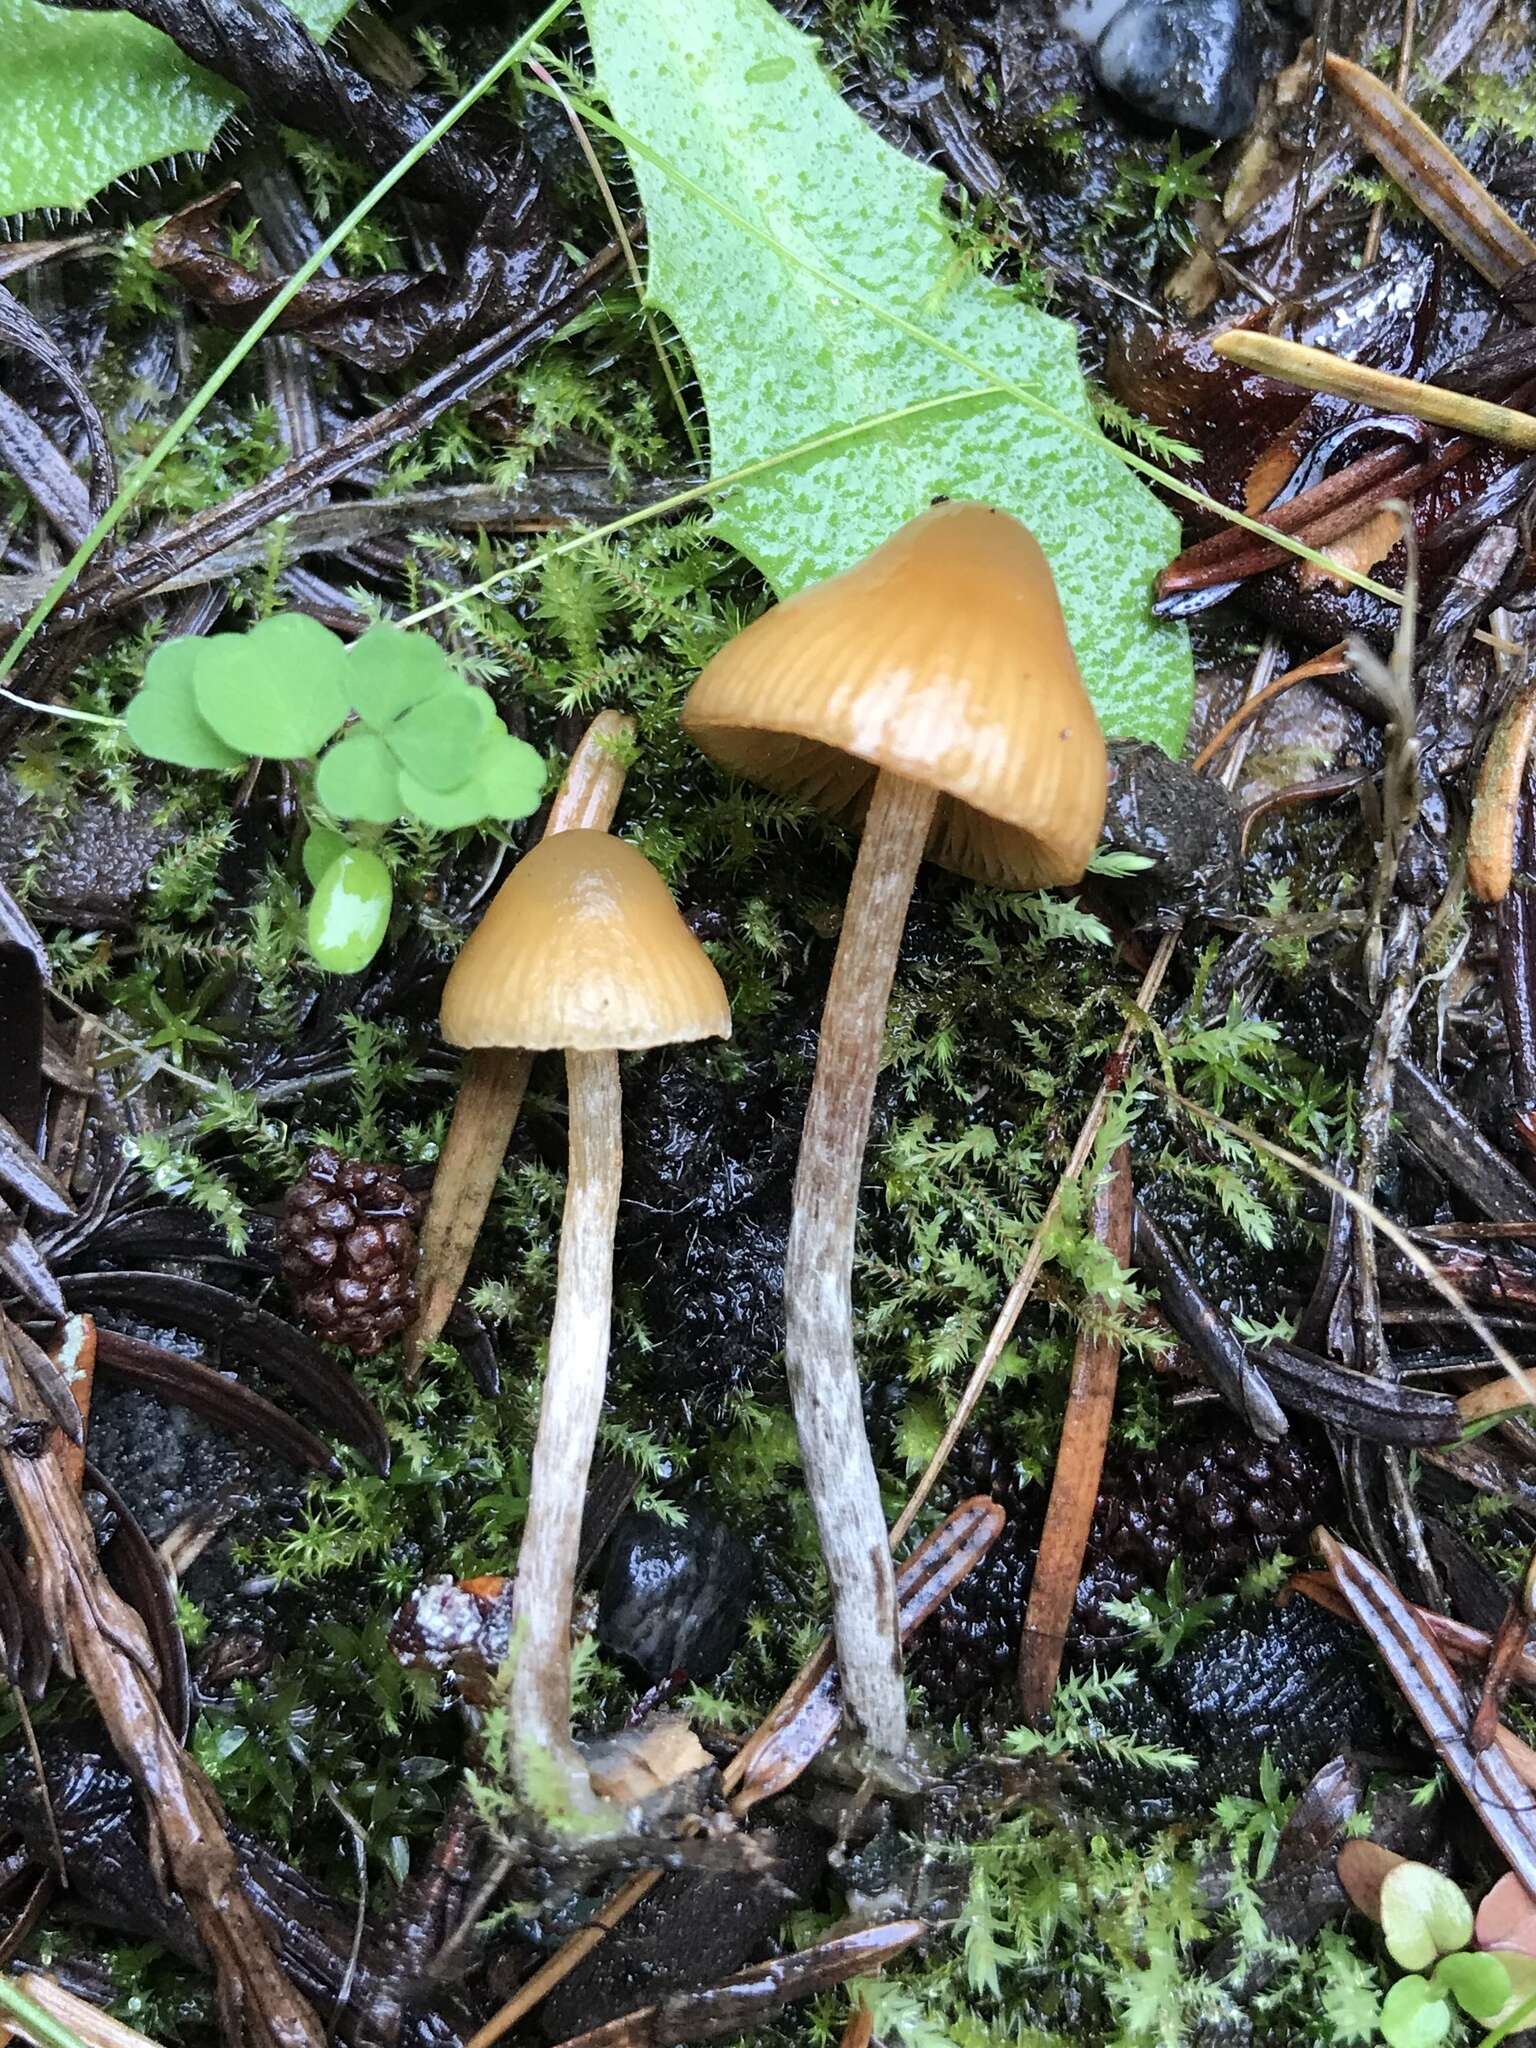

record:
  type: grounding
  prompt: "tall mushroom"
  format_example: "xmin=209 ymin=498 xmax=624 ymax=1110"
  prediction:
xmin=682 ymin=502 xmax=1107 ymax=1753
xmin=441 ymin=831 xmax=730 ymax=1827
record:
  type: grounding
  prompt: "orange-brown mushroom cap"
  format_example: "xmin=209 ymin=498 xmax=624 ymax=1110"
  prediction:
xmin=682 ymin=501 xmax=1107 ymax=889
xmin=441 ymin=831 xmax=731 ymax=1052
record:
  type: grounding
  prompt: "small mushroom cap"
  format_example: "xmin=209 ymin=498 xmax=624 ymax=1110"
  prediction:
xmin=682 ymin=502 xmax=1107 ymax=889
xmin=441 ymin=831 xmax=731 ymax=1052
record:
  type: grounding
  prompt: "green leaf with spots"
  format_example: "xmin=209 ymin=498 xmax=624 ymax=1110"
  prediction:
xmin=581 ymin=0 xmax=1192 ymax=753
xmin=307 ymin=846 xmax=392 ymax=974
xmin=1 ymin=0 xmax=353 ymax=217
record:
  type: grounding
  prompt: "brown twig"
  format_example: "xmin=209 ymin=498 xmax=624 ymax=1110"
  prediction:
xmin=1470 ymin=673 xmax=1536 ymax=903
xmin=407 ymin=710 xmax=636 ymax=1371
xmin=1292 ymin=1567 xmax=1536 ymax=1690
xmin=1326 ymin=53 xmax=1536 ymax=294
xmin=1212 ymin=332 xmax=1536 ymax=452
xmin=0 ymin=1313 xmax=324 ymax=2048
xmin=1017 ymin=1143 xmax=1132 ymax=1719
xmin=1472 ymin=1545 xmax=1536 ymax=1751
xmin=1316 ymin=1530 xmax=1536 ymax=1894
xmin=1191 ymin=644 xmax=1348 ymax=773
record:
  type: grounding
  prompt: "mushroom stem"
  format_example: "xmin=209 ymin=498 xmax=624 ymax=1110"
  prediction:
xmin=410 ymin=712 xmax=635 ymax=1372
xmin=507 ymin=1046 xmax=622 ymax=1825
xmin=785 ymin=768 xmax=937 ymax=1753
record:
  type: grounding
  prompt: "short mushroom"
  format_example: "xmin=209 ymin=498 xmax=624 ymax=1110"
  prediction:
xmin=441 ymin=830 xmax=730 ymax=1828
xmin=682 ymin=501 xmax=1106 ymax=1754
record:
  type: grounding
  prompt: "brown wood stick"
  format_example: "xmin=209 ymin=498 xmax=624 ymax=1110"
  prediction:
xmin=1212 ymin=332 xmax=1536 ymax=453
xmin=54 ymin=1311 xmax=94 ymax=1496
xmin=0 ymin=1315 xmax=323 ymax=2048
xmin=1291 ymin=1569 xmax=1536 ymax=1691
xmin=1461 ymin=1374 xmax=1536 ymax=1424
xmin=1018 ymin=1142 xmax=1131 ymax=1720
xmin=408 ymin=709 xmax=636 ymax=1370
xmin=1326 ymin=53 xmax=1536 ymax=293
xmin=1469 ymin=675 xmax=1536 ymax=904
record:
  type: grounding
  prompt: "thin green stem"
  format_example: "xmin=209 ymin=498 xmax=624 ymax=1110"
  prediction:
xmin=0 ymin=0 xmax=575 ymax=708
xmin=0 ymin=1977 xmax=95 ymax=2048
xmin=528 ymin=73 xmax=1403 ymax=611
xmin=398 ymin=386 xmax=1000 ymax=625
xmin=528 ymin=51 xmax=704 ymax=463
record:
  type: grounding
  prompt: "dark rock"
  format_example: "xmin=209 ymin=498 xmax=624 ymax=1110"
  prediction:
xmin=1100 ymin=740 xmax=1242 ymax=926
xmin=531 ymin=1810 xmax=827 ymax=2043
xmin=596 ymin=1506 xmax=752 ymax=1684
xmin=1092 ymin=0 xmax=1263 ymax=140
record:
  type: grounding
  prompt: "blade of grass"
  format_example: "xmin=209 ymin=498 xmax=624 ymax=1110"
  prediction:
xmin=397 ymin=388 xmax=1005 ymax=625
xmin=0 ymin=0 xmax=576 ymax=714
xmin=521 ymin=62 xmax=1406 ymax=610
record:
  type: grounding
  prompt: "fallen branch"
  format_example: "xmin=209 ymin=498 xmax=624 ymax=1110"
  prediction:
xmin=1325 ymin=53 xmax=1536 ymax=295
xmin=1211 ymin=332 xmax=1536 ymax=453
xmin=1316 ymin=1531 xmax=1536 ymax=1895
xmin=0 ymin=1314 xmax=324 ymax=2048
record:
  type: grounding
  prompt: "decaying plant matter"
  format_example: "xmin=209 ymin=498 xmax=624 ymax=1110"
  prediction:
xmin=0 ymin=1316 xmax=324 ymax=2048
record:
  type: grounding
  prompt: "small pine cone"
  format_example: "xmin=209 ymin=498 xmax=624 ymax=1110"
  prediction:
xmin=279 ymin=1147 xmax=421 ymax=1356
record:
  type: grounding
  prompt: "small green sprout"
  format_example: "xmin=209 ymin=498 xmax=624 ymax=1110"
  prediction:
xmin=1340 ymin=1852 xmax=1536 ymax=2047
xmin=124 ymin=617 xmax=546 ymax=972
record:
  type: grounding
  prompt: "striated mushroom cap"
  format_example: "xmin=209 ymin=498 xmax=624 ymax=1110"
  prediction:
xmin=441 ymin=831 xmax=731 ymax=1052
xmin=682 ymin=501 xmax=1107 ymax=889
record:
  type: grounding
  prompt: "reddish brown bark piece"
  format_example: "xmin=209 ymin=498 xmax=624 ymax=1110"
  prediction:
xmin=1018 ymin=1143 xmax=1132 ymax=1721
xmin=1336 ymin=1838 xmax=1408 ymax=1923
xmin=0 ymin=1314 xmax=323 ymax=2048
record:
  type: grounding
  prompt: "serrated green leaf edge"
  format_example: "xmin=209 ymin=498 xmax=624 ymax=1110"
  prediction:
xmin=581 ymin=0 xmax=1194 ymax=755
xmin=1 ymin=0 xmax=353 ymax=217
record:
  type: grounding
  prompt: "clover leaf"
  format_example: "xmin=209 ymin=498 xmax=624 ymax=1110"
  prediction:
xmin=124 ymin=640 xmax=249 ymax=771
xmin=1433 ymin=1951 xmax=1511 ymax=2022
xmin=385 ymin=688 xmax=494 ymax=791
xmin=347 ymin=624 xmax=456 ymax=729
xmin=194 ymin=613 xmax=351 ymax=759
xmin=1381 ymin=1865 xmax=1475 ymax=1971
xmin=301 ymin=825 xmax=352 ymax=888
xmin=397 ymin=730 xmax=546 ymax=830
xmin=1379 ymin=1975 xmax=1451 ymax=2048
xmin=314 ymin=732 xmax=402 ymax=824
